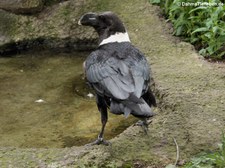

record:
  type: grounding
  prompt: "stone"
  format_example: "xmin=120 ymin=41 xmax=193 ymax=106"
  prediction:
xmin=0 ymin=0 xmax=98 ymax=55
xmin=0 ymin=0 xmax=43 ymax=14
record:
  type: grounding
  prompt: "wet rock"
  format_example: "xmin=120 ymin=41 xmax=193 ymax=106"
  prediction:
xmin=0 ymin=0 xmax=43 ymax=14
xmin=0 ymin=0 xmax=98 ymax=55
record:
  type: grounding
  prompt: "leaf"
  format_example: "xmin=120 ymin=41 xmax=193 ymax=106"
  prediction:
xmin=206 ymin=46 xmax=215 ymax=55
xmin=164 ymin=0 xmax=172 ymax=14
xmin=188 ymin=16 xmax=199 ymax=20
xmin=165 ymin=164 xmax=176 ymax=168
xmin=205 ymin=19 xmax=213 ymax=29
xmin=212 ymin=26 xmax=219 ymax=33
xmin=199 ymin=48 xmax=207 ymax=56
xmin=204 ymin=32 xmax=212 ymax=39
xmin=217 ymin=35 xmax=225 ymax=42
xmin=150 ymin=0 xmax=160 ymax=4
xmin=189 ymin=6 xmax=207 ymax=14
xmin=192 ymin=27 xmax=209 ymax=34
xmin=175 ymin=26 xmax=183 ymax=36
xmin=190 ymin=37 xmax=199 ymax=43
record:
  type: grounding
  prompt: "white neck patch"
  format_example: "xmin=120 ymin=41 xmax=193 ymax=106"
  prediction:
xmin=99 ymin=32 xmax=130 ymax=46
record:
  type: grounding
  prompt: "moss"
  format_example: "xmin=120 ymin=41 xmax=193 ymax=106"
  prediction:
xmin=94 ymin=0 xmax=112 ymax=11
xmin=44 ymin=0 xmax=62 ymax=7
xmin=0 ymin=0 xmax=99 ymax=53
xmin=21 ymin=0 xmax=43 ymax=8
xmin=0 ymin=11 xmax=19 ymax=38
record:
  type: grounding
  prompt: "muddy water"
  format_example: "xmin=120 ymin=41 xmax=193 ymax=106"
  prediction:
xmin=0 ymin=51 xmax=137 ymax=148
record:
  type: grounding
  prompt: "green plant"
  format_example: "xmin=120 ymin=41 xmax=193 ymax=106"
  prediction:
xmin=183 ymin=133 xmax=225 ymax=168
xmin=189 ymin=3 xmax=225 ymax=58
xmin=149 ymin=0 xmax=225 ymax=59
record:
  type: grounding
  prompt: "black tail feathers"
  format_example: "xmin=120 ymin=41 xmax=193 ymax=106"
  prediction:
xmin=110 ymin=97 xmax=155 ymax=118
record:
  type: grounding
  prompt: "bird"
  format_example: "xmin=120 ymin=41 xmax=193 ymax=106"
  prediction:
xmin=78 ymin=11 xmax=156 ymax=145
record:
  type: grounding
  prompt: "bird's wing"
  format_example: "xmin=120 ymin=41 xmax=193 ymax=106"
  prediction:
xmin=85 ymin=50 xmax=150 ymax=100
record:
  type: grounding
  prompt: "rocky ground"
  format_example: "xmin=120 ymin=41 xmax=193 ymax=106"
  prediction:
xmin=0 ymin=0 xmax=43 ymax=14
xmin=0 ymin=0 xmax=98 ymax=54
xmin=0 ymin=0 xmax=225 ymax=167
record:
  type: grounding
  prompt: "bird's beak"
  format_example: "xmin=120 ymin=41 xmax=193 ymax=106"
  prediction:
xmin=78 ymin=13 xmax=98 ymax=27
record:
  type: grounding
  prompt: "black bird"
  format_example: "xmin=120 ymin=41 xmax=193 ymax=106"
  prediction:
xmin=78 ymin=11 xmax=156 ymax=145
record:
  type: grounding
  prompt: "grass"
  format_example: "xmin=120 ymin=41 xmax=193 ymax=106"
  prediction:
xmin=182 ymin=133 xmax=225 ymax=168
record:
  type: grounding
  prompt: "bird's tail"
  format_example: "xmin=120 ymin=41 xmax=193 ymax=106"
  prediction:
xmin=110 ymin=94 xmax=155 ymax=118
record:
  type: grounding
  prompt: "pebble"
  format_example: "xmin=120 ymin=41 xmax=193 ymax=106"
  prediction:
xmin=35 ymin=99 xmax=46 ymax=103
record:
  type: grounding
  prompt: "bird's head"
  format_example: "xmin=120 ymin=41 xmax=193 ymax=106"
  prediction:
xmin=78 ymin=11 xmax=126 ymax=33
xmin=78 ymin=11 xmax=130 ymax=45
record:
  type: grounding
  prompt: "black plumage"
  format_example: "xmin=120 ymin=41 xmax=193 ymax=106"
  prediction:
xmin=78 ymin=11 xmax=156 ymax=145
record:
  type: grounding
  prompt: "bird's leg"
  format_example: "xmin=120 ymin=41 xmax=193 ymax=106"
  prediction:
xmin=97 ymin=112 xmax=110 ymax=145
xmin=86 ymin=95 xmax=110 ymax=146
xmin=88 ymin=110 xmax=110 ymax=145
xmin=134 ymin=118 xmax=152 ymax=134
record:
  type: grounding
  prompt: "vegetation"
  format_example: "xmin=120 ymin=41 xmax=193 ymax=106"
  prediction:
xmin=43 ymin=0 xmax=62 ymax=6
xmin=183 ymin=133 xmax=225 ymax=168
xmin=150 ymin=0 xmax=225 ymax=59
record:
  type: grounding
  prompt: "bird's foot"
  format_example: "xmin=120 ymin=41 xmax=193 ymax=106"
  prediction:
xmin=134 ymin=119 xmax=152 ymax=134
xmin=86 ymin=137 xmax=111 ymax=146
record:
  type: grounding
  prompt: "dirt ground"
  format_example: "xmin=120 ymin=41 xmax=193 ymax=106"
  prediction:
xmin=0 ymin=0 xmax=225 ymax=167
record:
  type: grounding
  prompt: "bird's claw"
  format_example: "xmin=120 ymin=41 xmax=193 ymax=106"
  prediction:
xmin=86 ymin=138 xmax=111 ymax=146
xmin=134 ymin=119 xmax=152 ymax=134
xmin=135 ymin=119 xmax=152 ymax=126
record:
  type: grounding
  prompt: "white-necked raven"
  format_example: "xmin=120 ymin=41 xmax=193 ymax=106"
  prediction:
xmin=78 ymin=11 xmax=156 ymax=145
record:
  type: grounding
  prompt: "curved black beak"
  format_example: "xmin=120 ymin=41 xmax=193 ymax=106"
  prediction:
xmin=78 ymin=12 xmax=98 ymax=26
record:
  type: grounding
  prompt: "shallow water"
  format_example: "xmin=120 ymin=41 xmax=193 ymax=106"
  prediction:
xmin=0 ymin=51 xmax=137 ymax=148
